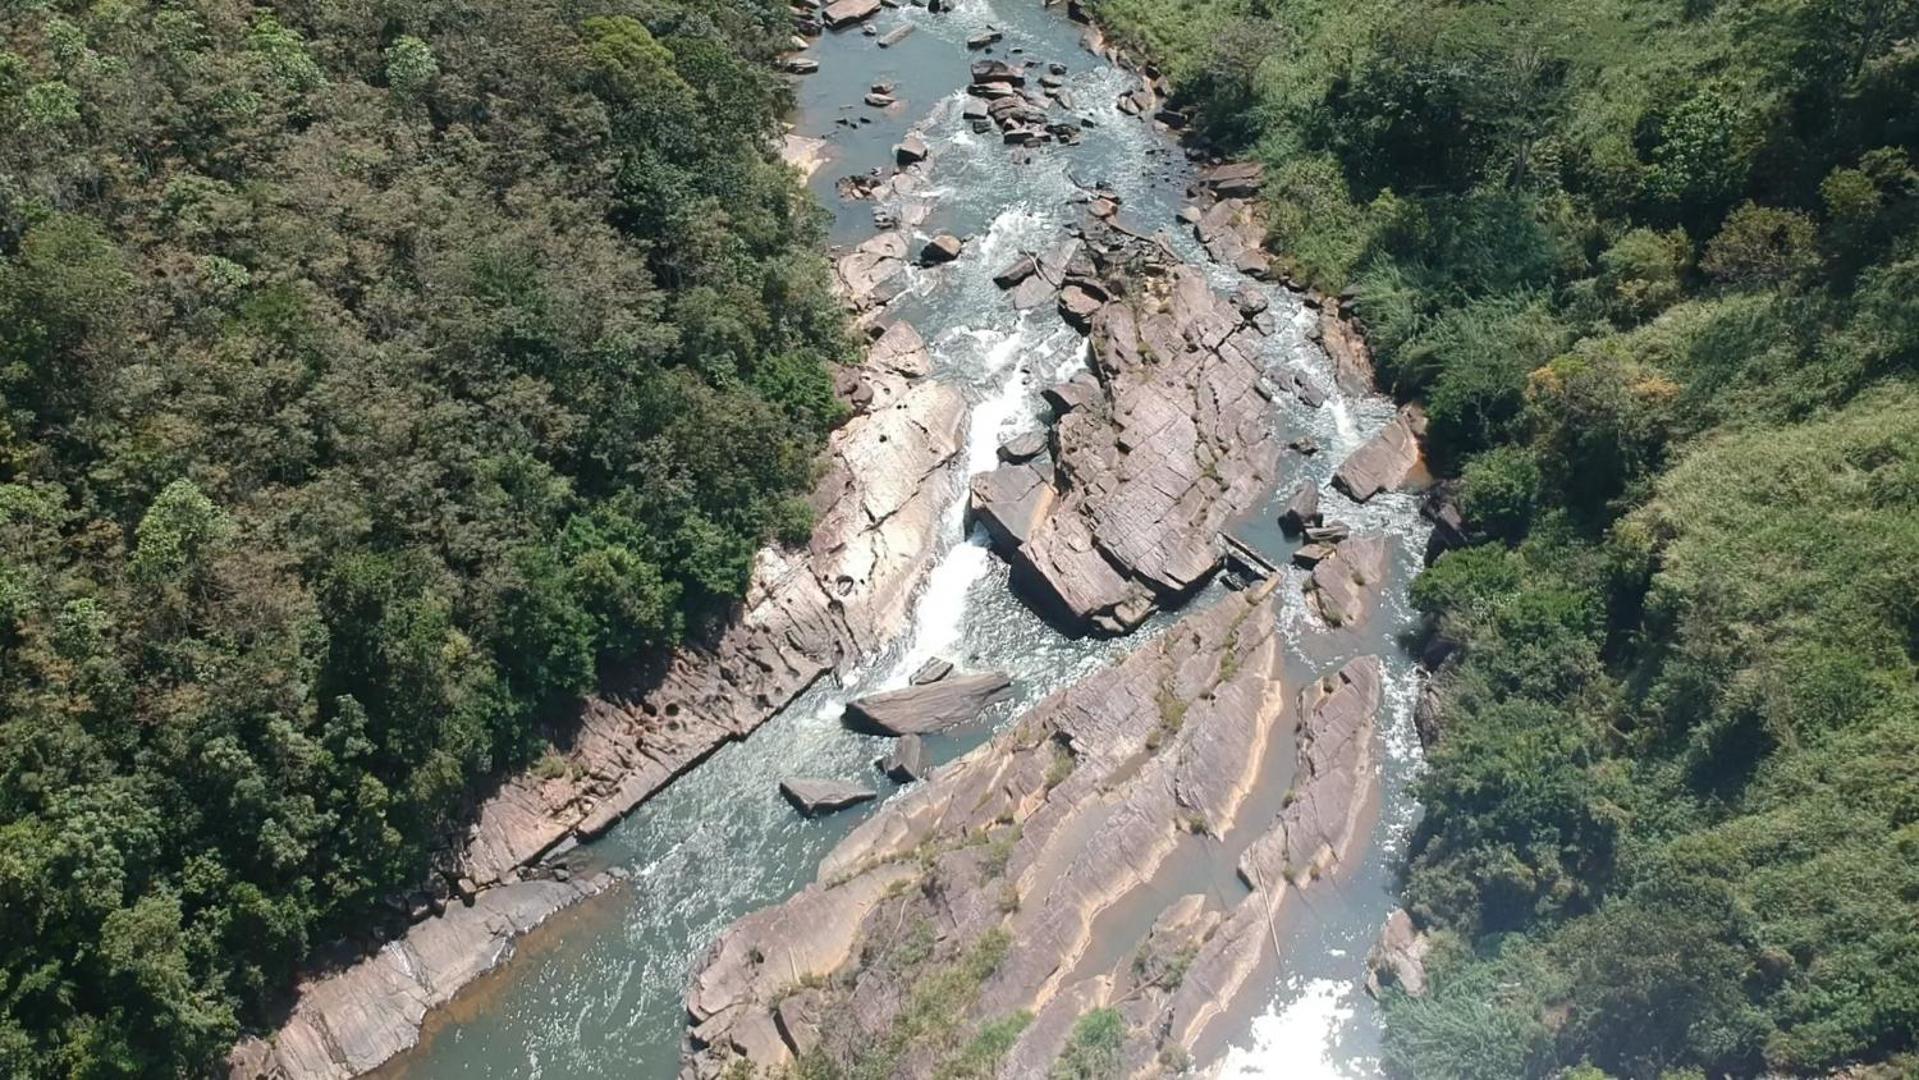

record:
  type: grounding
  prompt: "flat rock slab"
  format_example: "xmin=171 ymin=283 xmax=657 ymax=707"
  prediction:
xmin=997 ymin=430 xmax=1047 ymax=463
xmin=1333 ymin=406 xmax=1428 ymax=503
xmin=821 ymin=0 xmax=881 ymax=29
xmin=910 ymin=657 xmax=953 ymax=685
xmin=841 ymin=671 xmax=1014 ymax=736
xmin=1306 ymin=534 xmax=1388 ymax=628
xmin=780 ymin=778 xmax=878 ymax=816
xmin=878 ymin=734 xmax=929 ymax=782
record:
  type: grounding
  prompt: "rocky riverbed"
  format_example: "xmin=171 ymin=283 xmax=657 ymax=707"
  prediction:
xmin=233 ymin=1 xmax=1439 ymax=1077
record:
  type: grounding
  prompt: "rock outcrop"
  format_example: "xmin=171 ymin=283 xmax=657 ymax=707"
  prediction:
xmin=229 ymin=873 xmax=619 ymax=1080
xmin=1305 ymin=534 xmax=1389 ymax=628
xmin=1279 ymin=481 xmax=1322 ymax=534
xmin=236 ymin=309 xmax=967 ymax=1077
xmin=1318 ymin=306 xmax=1375 ymax=397
xmin=982 ymin=229 xmax=1280 ymax=635
xmin=780 ymin=778 xmax=879 ymax=816
xmin=821 ymin=0 xmax=881 ymax=30
xmin=841 ymin=672 xmax=1015 ymax=736
xmin=683 ymin=586 xmax=1386 ymax=1077
xmin=1333 ymin=405 xmax=1429 ymax=503
xmin=1365 ymin=908 xmax=1432 ymax=999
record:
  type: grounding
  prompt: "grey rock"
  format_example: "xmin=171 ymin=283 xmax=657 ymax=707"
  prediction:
xmin=1304 ymin=521 xmax=1350 ymax=544
xmin=1041 ymin=372 xmax=1101 ymax=417
xmin=1306 ymin=534 xmax=1388 ymax=628
xmin=996 ymin=430 xmax=1048 ymax=463
xmin=878 ymin=735 xmax=929 ymax=783
xmin=1366 ymin=909 xmax=1432 ymax=999
xmin=993 ymin=255 xmax=1037 ymax=289
xmin=919 ymin=233 xmax=963 ymax=265
xmin=1332 ymin=406 xmax=1428 ymax=503
xmin=842 ymin=672 xmax=1014 ymax=736
xmin=780 ymin=778 xmax=878 ymax=816
xmin=970 ymin=59 xmax=1025 ymax=86
xmin=893 ymin=134 xmax=928 ymax=165
xmin=1057 ymin=283 xmax=1102 ymax=328
xmin=1279 ymin=482 xmax=1321 ymax=534
xmin=821 ymin=0 xmax=881 ymax=28
xmin=970 ymin=461 xmax=1056 ymax=549
xmin=910 ymin=658 xmax=953 ymax=685
xmin=1199 ymin=160 xmax=1265 ymax=198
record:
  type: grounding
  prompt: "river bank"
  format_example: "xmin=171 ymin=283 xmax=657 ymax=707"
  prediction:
xmin=232 ymin=2 xmax=1435 ymax=1076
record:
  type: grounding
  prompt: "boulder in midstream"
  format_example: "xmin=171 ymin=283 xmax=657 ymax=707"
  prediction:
xmin=1305 ymin=534 xmax=1389 ymax=629
xmin=841 ymin=672 xmax=1015 ymax=736
xmin=989 ymin=252 xmax=1280 ymax=636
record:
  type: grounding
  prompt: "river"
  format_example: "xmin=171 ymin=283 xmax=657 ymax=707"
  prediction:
xmin=374 ymin=1 xmax=1429 ymax=1076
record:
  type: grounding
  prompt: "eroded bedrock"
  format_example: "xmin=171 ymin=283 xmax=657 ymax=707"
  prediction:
xmin=229 ymin=873 xmax=619 ymax=1080
xmin=969 ymin=229 xmax=1280 ymax=636
xmin=681 ymin=581 xmax=1387 ymax=1078
xmin=231 ymin=330 xmax=966 ymax=1080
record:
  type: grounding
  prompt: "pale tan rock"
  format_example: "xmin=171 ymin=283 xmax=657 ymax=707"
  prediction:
xmin=228 ymin=875 xmax=616 ymax=1080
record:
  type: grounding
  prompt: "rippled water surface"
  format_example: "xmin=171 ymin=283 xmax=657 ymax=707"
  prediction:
xmin=378 ymin=2 xmax=1428 ymax=1076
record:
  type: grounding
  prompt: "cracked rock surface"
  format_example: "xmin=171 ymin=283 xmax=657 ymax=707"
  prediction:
xmin=974 ymin=228 xmax=1280 ymax=635
xmin=681 ymin=583 xmax=1386 ymax=1077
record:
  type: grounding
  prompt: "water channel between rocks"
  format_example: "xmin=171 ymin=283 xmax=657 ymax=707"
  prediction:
xmin=376 ymin=2 xmax=1429 ymax=1076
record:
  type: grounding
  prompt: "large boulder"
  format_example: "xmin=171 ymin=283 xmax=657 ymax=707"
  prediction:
xmin=1057 ymin=284 xmax=1103 ymax=328
xmin=970 ymin=60 xmax=1025 ymax=86
xmin=1333 ymin=406 xmax=1428 ymax=503
xmin=780 ymin=778 xmax=878 ymax=816
xmin=1366 ymin=909 xmax=1432 ymax=999
xmin=993 ymin=255 xmax=1037 ymax=289
xmin=919 ymin=234 xmax=964 ymax=265
xmin=1003 ymin=261 xmax=1280 ymax=635
xmin=1200 ymin=160 xmax=1265 ymax=198
xmin=970 ymin=461 xmax=1057 ymax=549
xmin=842 ymin=672 xmax=1014 ymax=736
xmin=1306 ymin=535 xmax=1388 ymax=628
xmin=1279 ymin=481 xmax=1321 ymax=534
xmin=878 ymin=735 xmax=929 ymax=783
xmin=893 ymin=134 xmax=928 ymax=166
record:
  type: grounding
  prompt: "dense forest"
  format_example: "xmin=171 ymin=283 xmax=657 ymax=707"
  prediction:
xmin=0 ymin=0 xmax=847 ymax=1073
xmin=1088 ymin=0 xmax=1918 ymax=1075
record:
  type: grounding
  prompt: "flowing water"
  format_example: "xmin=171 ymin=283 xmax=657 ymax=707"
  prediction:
xmin=377 ymin=2 xmax=1429 ymax=1076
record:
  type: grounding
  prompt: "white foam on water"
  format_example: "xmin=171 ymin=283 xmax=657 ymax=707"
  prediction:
xmin=1216 ymin=978 xmax=1372 ymax=1079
